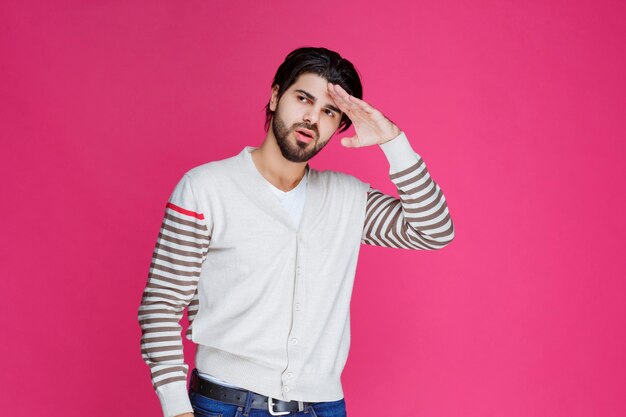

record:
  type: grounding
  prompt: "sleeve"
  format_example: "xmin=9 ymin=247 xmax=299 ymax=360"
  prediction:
xmin=137 ymin=173 xmax=212 ymax=417
xmin=361 ymin=131 xmax=455 ymax=250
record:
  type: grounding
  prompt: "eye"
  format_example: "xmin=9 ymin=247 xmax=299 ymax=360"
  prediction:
xmin=325 ymin=109 xmax=336 ymax=118
xmin=297 ymin=95 xmax=309 ymax=103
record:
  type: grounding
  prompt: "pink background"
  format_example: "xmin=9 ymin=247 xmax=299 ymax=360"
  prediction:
xmin=1 ymin=1 xmax=625 ymax=416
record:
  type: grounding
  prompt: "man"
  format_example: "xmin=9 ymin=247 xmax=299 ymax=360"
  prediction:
xmin=138 ymin=46 xmax=455 ymax=417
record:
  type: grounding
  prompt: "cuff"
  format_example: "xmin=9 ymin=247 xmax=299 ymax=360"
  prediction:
xmin=379 ymin=131 xmax=422 ymax=174
xmin=156 ymin=380 xmax=193 ymax=417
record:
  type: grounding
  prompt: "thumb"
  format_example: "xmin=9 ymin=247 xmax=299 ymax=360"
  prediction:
xmin=340 ymin=135 xmax=360 ymax=148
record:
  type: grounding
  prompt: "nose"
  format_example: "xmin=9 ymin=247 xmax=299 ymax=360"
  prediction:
xmin=303 ymin=107 xmax=320 ymax=125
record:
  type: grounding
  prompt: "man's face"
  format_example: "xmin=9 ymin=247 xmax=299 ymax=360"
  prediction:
xmin=269 ymin=73 xmax=343 ymax=163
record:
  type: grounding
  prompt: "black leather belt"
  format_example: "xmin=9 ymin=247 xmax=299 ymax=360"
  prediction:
xmin=190 ymin=369 xmax=314 ymax=415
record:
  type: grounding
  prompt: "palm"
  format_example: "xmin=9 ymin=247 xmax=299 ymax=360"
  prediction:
xmin=327 ymin=83 xmax=401 ymax=147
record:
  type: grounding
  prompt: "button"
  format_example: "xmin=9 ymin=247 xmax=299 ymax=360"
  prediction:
xmin=290 ymin=338 xmax=298 ymax=345
xmin=295 ymin=303 xmax=301 ymax=311
xmin=283 ymin=386 xmax=290 ymax=392
xmin=286 ymin=372 xmax=293 ymax=379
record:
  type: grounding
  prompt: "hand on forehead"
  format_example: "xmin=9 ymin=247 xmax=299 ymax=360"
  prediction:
xmin=327 ymin=82 xmax=375 ymax=120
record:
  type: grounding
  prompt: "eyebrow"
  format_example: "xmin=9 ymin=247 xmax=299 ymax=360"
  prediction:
xmin=295 ymin=89 xmax=342 ymax=114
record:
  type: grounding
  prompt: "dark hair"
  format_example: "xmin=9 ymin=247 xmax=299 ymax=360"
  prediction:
xmin=264 ymin=46 xmax=363 ymax=134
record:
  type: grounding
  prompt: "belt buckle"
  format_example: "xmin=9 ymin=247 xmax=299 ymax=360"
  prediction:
xmin=267 ymin=397 xmax=290 ymax=416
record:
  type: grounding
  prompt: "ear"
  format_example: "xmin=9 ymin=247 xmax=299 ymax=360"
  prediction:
xmin=269 ymin=85 xmax=280 ymax=112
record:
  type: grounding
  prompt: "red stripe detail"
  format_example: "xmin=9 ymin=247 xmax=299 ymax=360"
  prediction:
xmin=166 ymin=202 xmax=205 ymax=220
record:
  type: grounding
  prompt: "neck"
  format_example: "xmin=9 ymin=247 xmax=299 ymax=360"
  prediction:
xmin=251 ymin=133 xmax=308 ymax=192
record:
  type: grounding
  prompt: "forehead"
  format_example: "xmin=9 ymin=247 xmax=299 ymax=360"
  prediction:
xmin=287 ymin=73 xmax=334 ymax=101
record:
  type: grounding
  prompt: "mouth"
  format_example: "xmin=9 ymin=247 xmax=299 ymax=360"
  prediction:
xmin=294 ymin=128 xmax=315 ymax=144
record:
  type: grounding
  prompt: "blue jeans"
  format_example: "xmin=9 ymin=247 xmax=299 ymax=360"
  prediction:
xmin=188 ymin=371 xmax=347 ymax=417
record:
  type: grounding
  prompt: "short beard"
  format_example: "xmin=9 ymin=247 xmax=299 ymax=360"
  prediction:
xmin=271 ymin=104 xmax=329 ymax=163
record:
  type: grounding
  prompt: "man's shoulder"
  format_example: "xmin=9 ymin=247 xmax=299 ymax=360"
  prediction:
xmin=182 ymin=149 xmax=244 ymax=183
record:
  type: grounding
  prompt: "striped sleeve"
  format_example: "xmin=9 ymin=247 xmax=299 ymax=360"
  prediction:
xmin=138 ymin=173 xmax=211 ymax=417
xmin=361 ymin=131 xmax=455 ymax=250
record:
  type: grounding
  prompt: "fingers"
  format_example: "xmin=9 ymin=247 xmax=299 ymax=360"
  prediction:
xmin=327 ymin=83 xmax=354 ymax=114
xmin=328 ymin=83 xmax=376 ymax=116
xmin=351 ymin=96 xmax=376 ymax=114
xmin=328 ymin=84 xmax=366 ymax=120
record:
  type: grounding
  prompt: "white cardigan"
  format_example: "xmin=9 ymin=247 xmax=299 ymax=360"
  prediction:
xmin=139 ymin=132 xmax=455 ymax=417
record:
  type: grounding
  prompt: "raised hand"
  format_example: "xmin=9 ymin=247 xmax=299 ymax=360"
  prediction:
xmin=328 ymin=83 xmax=401 ymax=148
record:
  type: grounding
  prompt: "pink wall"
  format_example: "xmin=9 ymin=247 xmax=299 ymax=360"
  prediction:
xmin=1 ymin=1 xmax=625 ymax=416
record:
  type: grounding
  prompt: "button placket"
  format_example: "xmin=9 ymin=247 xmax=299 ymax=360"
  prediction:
xmin=282 ymin=232 xmax=306 ymax=399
